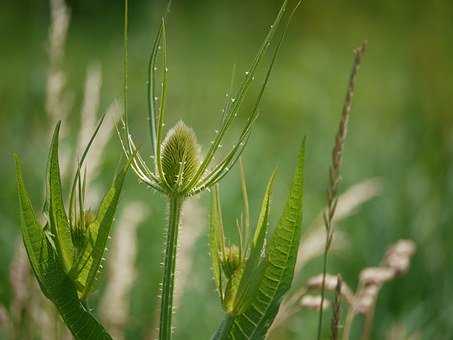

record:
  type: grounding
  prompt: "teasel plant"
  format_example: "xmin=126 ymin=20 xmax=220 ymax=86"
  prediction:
xmin=209 ymin=143 xmax=305 ymax=339
xmin=14 ymin=118 xmax=131 ymax=340
xmin=118 ymin=0 xmax=302 ymax=338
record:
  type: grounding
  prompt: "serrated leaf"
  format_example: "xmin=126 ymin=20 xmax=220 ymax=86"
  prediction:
xmin=15 ymin=154 xmax=112 ymax=340
xmin=81 ymin=160 xmax=129 ymax=299
xmin=231 ymin=171 xmax=276 ymax=316
xmin=14 ymin=154 xmax=49 ymax=284
xmin=48 ymin=122 xmax=74 ymax=272
xmin=252 ymin=171 xmax=276 ymax=254
xmin=213 ymin=140 xmax=305 ymax=340
xmin=41 ymin=253 xmax=112 ymax=340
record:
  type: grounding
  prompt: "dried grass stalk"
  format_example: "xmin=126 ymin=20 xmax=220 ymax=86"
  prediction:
xmin=342 ymin=239 xmax=416 ymax=340
xmin=300 ymin=295 xmax=331 ymax=311
xmin=296 ymin=178 xmax=381 ymax=272
xmin=330 ymin=275 xmax=342 ymax=340
xmin=46 ymin=0 xmax=71 ymax=125
xmin=0 ymin=304 xmax=10 ymax=335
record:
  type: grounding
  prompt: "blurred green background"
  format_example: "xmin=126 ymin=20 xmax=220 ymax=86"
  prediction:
xmin=1 ymin=0 xmax=452 ymax=339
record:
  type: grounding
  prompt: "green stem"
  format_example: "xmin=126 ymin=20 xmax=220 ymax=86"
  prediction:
xmin=316 ymin=244 xmax=329 ymax=340
xmin=211 ymin=314 xmax=234 ymax=340
xmin=159 ymin=196 xmax=183 ymax=340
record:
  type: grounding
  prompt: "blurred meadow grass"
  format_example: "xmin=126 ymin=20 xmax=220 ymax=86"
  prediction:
xmin=1 ymin=0 xmax=453 ymax=339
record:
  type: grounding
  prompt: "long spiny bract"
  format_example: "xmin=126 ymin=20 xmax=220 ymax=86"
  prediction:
xmin=188 ymin=0 xmax=303 ymax=196
xmin=182 ymin=0 xmax=290 ymax=194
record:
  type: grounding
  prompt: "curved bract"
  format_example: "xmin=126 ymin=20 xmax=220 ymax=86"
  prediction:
xmin=14 ymin=121 xmax=129 ymax=340
xmin=210 ymin=141 xmax=305 ymax=340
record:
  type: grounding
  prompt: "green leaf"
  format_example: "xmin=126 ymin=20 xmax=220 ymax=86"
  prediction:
xmin=15 ymin=154 xmax=112 ymax=340
xmin=42 ymin=256 xmax=112 ymax=340
xmin=48 ymin=121 xmax=74 ymax=272
xmin=231 ymin=171 xmax=276 ymax=316
xmin=14 ymin=154 xmax=49 ymax=284
xmin=214 ymin=140 xmax=305 ymax=339
xmin=81 ymin=160 xmax=129 ymax=299
xmin=252 ymin=171 xmax=276 ymax=253
xmin=210 ymin=185 xmax=226 ymax=303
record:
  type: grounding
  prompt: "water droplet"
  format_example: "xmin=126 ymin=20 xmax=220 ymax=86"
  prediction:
xmin=214 ymin=129 xmax=219 ymax=134
xmin=245 ymin=71 xmax=250 ymax=75
xmin=154 ymin=96 xmax=158 ymax=101
xmin=154 ymin=67 xmax=158 ymax=71
xmin=231 ymin=98 xmax=236 ymax=103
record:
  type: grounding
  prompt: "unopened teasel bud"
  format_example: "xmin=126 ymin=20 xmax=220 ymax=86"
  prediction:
xmin=161 ymin=121 xmax=201 ymax=191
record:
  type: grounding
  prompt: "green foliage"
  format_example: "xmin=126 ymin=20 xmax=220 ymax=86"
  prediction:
xmin=211 ymin=140 xmax=305 ymax=339
xmin=14 ymin=121 xmax=129 ymax=340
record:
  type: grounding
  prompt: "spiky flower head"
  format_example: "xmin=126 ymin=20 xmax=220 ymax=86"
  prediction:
xmin=161 ymin=121 xmax=200 ymax=193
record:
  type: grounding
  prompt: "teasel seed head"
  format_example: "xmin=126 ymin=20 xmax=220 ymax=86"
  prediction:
xmin=161 ymin=121 xmax=201 ymax=193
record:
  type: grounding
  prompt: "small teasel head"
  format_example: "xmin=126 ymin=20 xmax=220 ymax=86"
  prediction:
xmin=71 ymin=209 xmax=96 ymax=250
xmin=222 ymin=245 xmax=241 ymax=279
xmin=209 ymin=162 xmax=277 ymax=315
xmin=161 ymin=121 xmax=201 ymax=193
